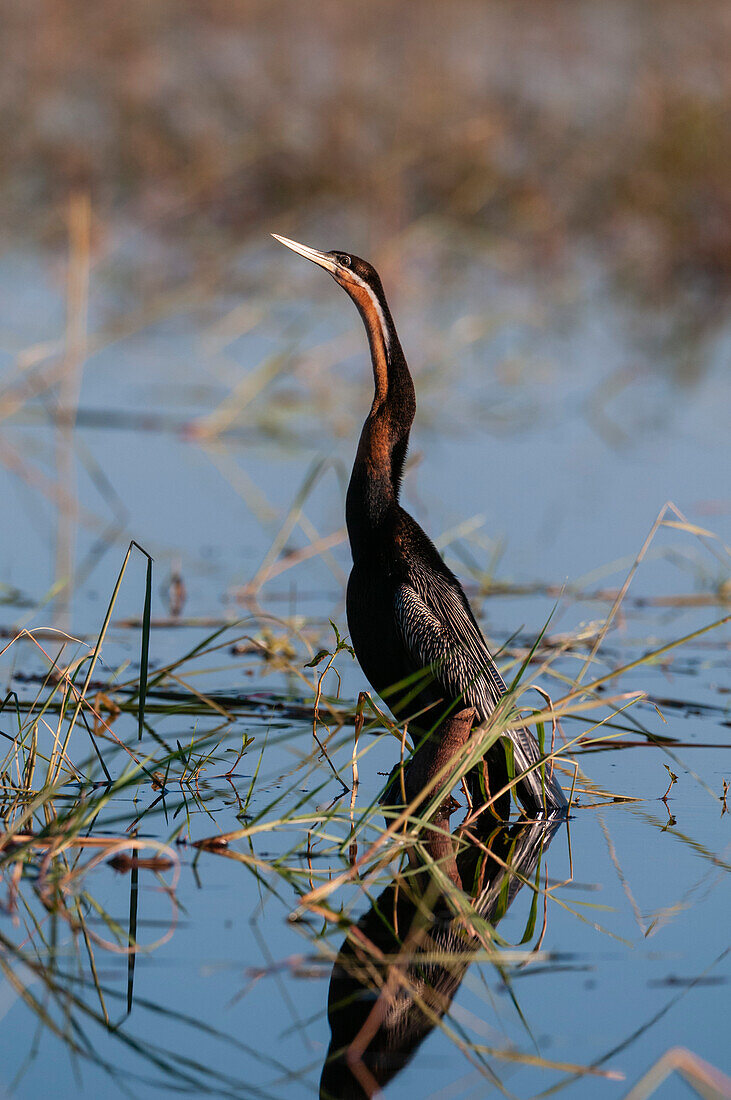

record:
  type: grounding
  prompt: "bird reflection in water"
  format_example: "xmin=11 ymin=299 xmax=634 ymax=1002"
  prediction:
xmin=320 ymin=780 xmax=562 ymax=1096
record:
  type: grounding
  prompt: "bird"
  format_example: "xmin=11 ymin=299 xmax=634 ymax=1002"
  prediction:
xmin=273 ymin=234 xmax=566 ymax=816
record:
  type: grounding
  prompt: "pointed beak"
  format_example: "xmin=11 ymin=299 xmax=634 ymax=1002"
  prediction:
xmin=271 ymin=233 xmax=340 ymax=277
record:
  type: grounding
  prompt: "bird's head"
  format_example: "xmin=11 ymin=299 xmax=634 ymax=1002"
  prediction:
xmin=272 ymin=234 xmax=387 ymax=314
xmin=273 ymin=232 xmax=413 ymax=476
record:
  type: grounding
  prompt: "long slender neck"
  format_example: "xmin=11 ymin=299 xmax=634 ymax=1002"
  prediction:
xmin=345 ymin=281 xmax=416 ymax=557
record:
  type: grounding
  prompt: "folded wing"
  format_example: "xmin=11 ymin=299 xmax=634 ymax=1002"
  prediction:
xmin=394 ymin=573 xmax=566 ymax=812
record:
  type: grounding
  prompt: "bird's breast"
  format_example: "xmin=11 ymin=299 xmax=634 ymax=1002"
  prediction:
xmin=346 ymin=562 xmax=410 ymax=708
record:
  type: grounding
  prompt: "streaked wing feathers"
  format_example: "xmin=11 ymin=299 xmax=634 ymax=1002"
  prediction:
xmin=394 ymin=572 xmax=566 ymax=810
xmin=394 ymin=573 xmax=506 ymax=717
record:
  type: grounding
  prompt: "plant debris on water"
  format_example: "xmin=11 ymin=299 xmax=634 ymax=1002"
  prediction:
xmin=0 ymin=496 xmax=728 ymax=1095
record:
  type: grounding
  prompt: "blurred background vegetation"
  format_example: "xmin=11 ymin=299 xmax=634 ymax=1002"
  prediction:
xmin=3 ymin=0 xmax=729 ymax=325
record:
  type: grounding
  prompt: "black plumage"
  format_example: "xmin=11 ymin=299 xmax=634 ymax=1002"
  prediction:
xmin=273 ymin=234 xmax=566 ymax=815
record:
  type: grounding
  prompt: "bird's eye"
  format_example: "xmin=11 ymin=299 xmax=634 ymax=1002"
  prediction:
xmin=339 ymin=254 xmax=351 ymax=269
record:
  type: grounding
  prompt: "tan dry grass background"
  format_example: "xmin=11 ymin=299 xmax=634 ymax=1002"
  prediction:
xmin=2 ymin=0 xmax=729 ymax=309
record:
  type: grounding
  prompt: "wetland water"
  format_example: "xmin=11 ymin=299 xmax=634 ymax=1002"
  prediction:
xmin=0 ymin=237 xmax=729 ymax=1100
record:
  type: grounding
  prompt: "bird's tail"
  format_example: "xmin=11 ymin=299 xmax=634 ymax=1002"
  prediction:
xmin=508 ymin=726 xmax=567 ymax=815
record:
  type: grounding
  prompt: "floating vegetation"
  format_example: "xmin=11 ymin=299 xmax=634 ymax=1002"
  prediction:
xmin=0 ymin=487 xmax=728 ymax=1094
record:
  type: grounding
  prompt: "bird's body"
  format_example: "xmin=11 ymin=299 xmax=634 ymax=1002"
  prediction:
xmin=273 ymin=234 xmax=566 ymax=815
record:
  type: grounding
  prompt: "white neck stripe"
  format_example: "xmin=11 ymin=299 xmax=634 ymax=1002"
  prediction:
xmin=349 ymin=271 xmax=391 ymax=353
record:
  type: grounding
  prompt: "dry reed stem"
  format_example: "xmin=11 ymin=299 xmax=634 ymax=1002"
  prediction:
xmin=622 ymin=1046 xmax=731 ymax=1100
xmin=576 ymin=501 xmax=731 ymax=688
